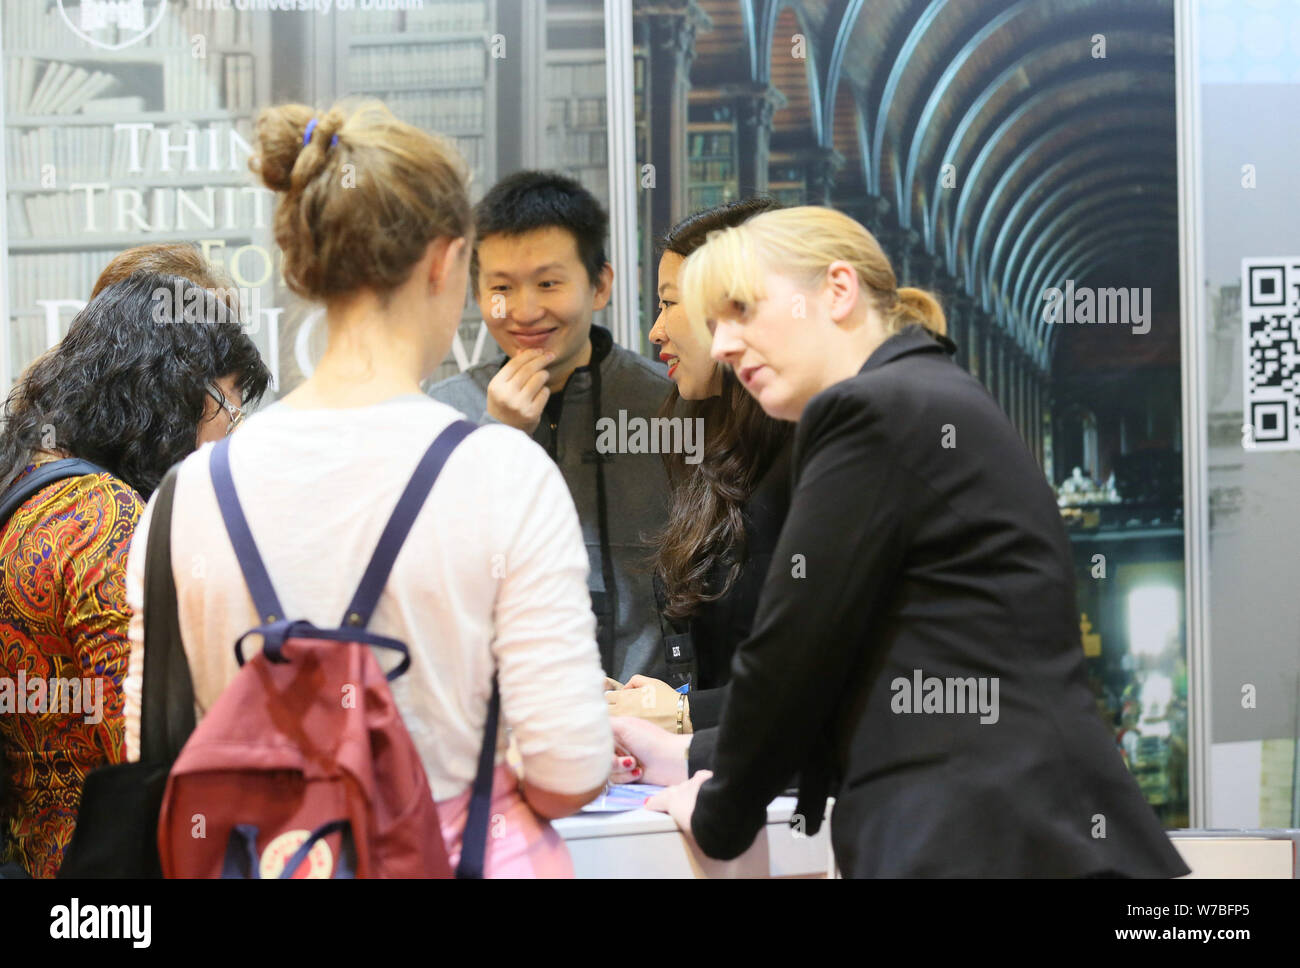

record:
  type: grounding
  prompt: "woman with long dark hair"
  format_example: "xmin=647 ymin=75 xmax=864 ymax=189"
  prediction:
xmin=606 ymin=198 xmax=792 ymax=754
xmin=0 ymin=271 xmax=269 ymax=877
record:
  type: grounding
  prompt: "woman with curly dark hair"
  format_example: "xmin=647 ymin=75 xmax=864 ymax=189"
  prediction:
xmin=0 ymin=270 xmax=270 ymax=877
xmin=605 ymin=197 xmax=794 ymax=747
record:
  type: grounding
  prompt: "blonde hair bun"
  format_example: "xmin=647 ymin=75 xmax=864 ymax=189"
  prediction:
xmin=894 ymin=286 xmax=947 ymax=337
xmin=249 ymin=99 xmax=471 ymax=301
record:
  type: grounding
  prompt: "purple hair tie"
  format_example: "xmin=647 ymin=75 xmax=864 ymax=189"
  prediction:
xmin=302 ymin=118 xmax=339 ymax=148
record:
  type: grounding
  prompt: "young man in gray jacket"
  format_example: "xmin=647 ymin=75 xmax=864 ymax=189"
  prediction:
xmin=427 ymin=171 xmax=676 ymax=685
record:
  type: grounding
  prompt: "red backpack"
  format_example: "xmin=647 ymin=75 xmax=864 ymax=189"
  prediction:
xmin=157 ymin=420 xmax=499 ymax=878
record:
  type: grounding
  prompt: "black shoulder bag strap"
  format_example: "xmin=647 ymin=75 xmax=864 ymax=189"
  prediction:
xmin=56 ymin=463 xmax=193 ymax=878
xmin=140 ymin=464 xmax=195 ymax=763
xmin=0 ymin=459 xmax=109 ymax=529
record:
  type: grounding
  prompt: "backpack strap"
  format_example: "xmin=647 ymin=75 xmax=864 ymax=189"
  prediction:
xmin=334 ymin=417 xmax=499 ymax=878
xmin=210 ymin=419 xmax=479 ymax=631
xmin=209 ymin=436 xmax=285 ymax=625
xmin=341 ymin=419 xmax=477 ymax=628
xmin=456 ymin=679 xmax=500 ymax=879
xmin=0 ymin=458 xmax=109 ymax=530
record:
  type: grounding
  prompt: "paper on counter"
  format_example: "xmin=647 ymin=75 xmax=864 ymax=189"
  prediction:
xmin=580 ymin=783 xmax=667 ymax=812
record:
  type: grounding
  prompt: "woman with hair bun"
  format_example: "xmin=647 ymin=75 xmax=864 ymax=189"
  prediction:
xmin=121 ymin=100 xmax=612 ymax=877
xmin=630 ymin=206 xmax=1188 ymax=877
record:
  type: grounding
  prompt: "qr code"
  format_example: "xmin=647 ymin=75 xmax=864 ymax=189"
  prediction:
xmin=1243 ymin=258 xmax=1300 ymax=450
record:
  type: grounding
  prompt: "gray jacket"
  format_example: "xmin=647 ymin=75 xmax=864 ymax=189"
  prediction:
xmin=426 ymin=327 xmax=674 ymax=682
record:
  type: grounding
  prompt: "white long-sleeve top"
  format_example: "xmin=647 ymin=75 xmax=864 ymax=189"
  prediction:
xmin=122 ymin=393 xmax=612 ymax=800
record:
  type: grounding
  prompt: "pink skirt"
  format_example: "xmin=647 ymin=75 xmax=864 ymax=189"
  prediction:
xmin=436 ymin=764 xmax=575 ymax=878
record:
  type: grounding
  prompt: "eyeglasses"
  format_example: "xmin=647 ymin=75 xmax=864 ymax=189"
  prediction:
xmin=205 ymin=384 xmax=244 ymax=436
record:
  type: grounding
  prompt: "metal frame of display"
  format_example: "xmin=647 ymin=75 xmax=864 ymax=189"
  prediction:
xmin=604 ymin=0 xmax=638 ymax=351
xmin=1174 ymin=0 xmax=1210 ymax=828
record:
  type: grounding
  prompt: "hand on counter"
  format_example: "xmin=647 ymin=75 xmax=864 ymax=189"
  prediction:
xmin=645 ymin=770 xmax=712 ymax=835
xmin=610 ymin=751 xmax=642 ymax=784
xmin=604 ymin=675 xmax=690 ymax=733
xmin=610 ymin=716 xmax=690 ymax=786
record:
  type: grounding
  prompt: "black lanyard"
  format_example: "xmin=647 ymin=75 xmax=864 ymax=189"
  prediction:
xmin=589 ymin=359 xmax=619 ymax=676
xmin=519 ymin=350 xmax=619 ymax=677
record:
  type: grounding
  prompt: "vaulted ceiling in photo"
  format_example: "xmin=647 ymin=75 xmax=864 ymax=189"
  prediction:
xmin=683 ymin=0 xmax=1178 ymax=370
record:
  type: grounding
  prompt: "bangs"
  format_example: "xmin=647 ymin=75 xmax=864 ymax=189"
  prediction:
xmin=680 ymin=224 xmax=768 ymax=331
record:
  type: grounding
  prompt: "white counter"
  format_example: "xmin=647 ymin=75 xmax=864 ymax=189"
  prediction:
xmin=1169 ymin=831 xmax=1297 ymax=878
xmin=553 ymin=811 xmax=1300 ymax=879
xmin=553 ymin=796 xmax=836 ymax=878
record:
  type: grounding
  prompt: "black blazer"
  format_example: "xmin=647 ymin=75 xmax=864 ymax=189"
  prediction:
xmin=667 ymin=440 xmax=792 ymax=730
xmin=689 ymin=326 xmax=1189 ymax=878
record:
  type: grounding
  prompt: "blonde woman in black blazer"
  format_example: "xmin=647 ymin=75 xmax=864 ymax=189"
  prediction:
xmin=630 ymin=206 xmax=1188 ymax=877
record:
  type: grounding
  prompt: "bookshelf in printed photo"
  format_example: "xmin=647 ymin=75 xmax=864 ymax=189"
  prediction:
xmin=1 ymin=0 xmax=273 ymax=396
xmin=328 ymin=0 xmax=498 ymax=386
xmin=334 ymin=1 xmax=494 ymax=198
xmin=767 ymin=150 xmax=807 ymax=207
xmin=542 ymin=3 xmax=608 ymax=211
xmin=540 ymin=2 xmax=611 ymax=346
xmin=685 ymin=97 xmax=738 ymax=213
xmin=543 ymin=56 xmax=608 ymax=208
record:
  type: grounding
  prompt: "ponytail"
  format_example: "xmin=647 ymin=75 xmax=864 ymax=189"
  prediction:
xmin=890 ymin=286 xmax=946 ymax=338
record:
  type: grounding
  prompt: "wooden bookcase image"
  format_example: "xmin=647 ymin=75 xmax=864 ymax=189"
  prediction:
xmin=767 ymin=151 xmax=807 ymax=207
xmin=687 ymin=122 xmax=738 ymax=211
xmin=686 ymin=96 xmax=739 ymax=212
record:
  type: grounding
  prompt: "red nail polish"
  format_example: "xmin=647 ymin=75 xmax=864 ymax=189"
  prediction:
xmin=633 ymin=768 xmax=642 ymax=776
xmin=622 ymin=757 xmax=634 ymax=768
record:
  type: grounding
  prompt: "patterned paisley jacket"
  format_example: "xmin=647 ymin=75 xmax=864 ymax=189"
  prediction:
xmin=0 ymin=457 xmax=139 ymax=877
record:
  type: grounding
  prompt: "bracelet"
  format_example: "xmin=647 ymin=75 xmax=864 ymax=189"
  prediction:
xmin=676 ymin=692 xmax=687 ymax=734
